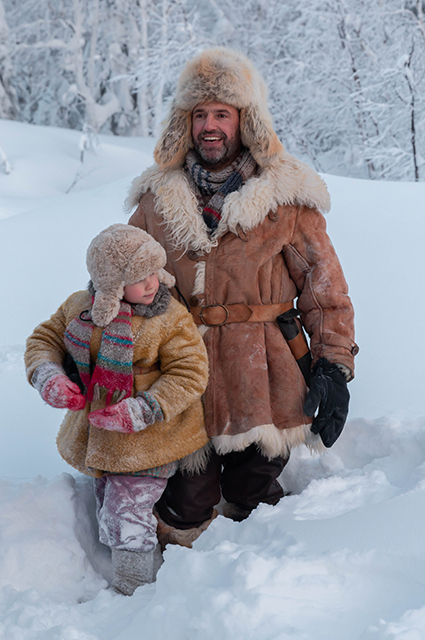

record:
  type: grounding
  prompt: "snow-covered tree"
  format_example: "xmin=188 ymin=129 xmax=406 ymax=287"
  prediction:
xmin=234 ymin=0 xmax=425 ymax=181
xmin=2 ymin=0 xmax=424 ymax=180
xmin=0 ymin=0 xmax=17 ymax=118
xmin=5 ymin=0 xmax=125 ymax=131
xmin=130 ymin=0 xmax=206 ymax=137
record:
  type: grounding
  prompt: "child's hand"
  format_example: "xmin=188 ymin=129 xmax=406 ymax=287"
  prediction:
xmin=32 ymin=363 xmax=86 ymax=411
xmin=88 ymin=394 xmax=163 ymax=433
xmin=42 ymin=374 xmax=86 ymax=411
xmin=88 ymin=400 xmax=135 ymax=433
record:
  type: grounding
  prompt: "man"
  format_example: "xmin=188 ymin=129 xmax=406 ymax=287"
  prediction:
xmin=127 ymin=48 xmax=358 ymax=546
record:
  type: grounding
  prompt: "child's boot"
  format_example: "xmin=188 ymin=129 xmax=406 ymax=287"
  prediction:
xmin=111 ymin=543 xmax=163 ymax=596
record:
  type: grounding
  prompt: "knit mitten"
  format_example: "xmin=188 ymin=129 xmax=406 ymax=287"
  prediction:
xmin=88 ymin=392 xmax=163 ymax=433
xmin=32 ymin=363 xmax=86 ymax=411
xmin=111 ymin=544 xmax=163 ymax=596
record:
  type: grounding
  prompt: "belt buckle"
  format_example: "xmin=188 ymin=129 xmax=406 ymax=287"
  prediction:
xmin=199 ymin=304 xmax=230 ymax=327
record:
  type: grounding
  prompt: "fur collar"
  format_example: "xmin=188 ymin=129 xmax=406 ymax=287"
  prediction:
xmin=126 ymin=152 xmax=331 ymax=253
xmin=131 ymin=282 xmax=171 ymax=317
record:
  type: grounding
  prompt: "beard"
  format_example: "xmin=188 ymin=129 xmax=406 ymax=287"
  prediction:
xmin=193 ymin=132 xmax=242 ymax=169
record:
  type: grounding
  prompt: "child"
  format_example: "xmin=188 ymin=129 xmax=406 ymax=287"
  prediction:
xmin=25 ymin=223 xmax=209 ymax=595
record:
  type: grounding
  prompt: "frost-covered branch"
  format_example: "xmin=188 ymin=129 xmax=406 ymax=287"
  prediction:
xmin=1 ymin=0 xmax=424 ymax=180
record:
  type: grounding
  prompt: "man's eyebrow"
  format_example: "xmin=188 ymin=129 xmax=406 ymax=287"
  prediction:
xmin=193 ymin=108 xmax=232 ymax=115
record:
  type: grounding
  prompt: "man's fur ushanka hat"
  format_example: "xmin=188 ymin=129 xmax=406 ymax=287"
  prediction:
xmin=86 ymin=224 xmax=175 ymax=327
xmin=154 ymin=47 xmax=283 ymax=170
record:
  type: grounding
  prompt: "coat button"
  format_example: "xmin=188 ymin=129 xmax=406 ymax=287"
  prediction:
xmin=187 ymin=250 xmax=199 ymax=260
xmin=189 ymin=296 xmax=200 ymax=307
xmin=268 ymin=210 xmax=280 ymax=221
xmin=351 ymin=344 xmax=360 ymax=356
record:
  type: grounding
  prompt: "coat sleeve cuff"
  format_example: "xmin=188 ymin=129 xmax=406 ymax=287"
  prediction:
xmin=30 ymin=362 xmax=64 ymax=393
xmin=311 ymin=332 xmax=358 ymax=380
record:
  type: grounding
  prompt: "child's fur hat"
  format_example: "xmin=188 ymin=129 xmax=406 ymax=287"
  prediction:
xmin=154 ymin=47 xmax=283 ymax=170
xmin=86 ymin=223 xmax=175 ymax=327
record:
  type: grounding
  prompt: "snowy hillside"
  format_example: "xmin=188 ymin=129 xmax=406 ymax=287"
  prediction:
xmin=1 ymin=119 xmax=425 ymax=639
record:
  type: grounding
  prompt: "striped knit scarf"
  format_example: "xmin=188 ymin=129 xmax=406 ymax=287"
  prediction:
xmin=185 ymin=148 xmax=257 ymax=234
xmin=64 ymin=301 xmax=134 ymax=406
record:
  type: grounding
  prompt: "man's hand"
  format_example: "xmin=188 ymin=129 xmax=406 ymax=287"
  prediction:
xmin=303 ymin=358 xmax=350 ymax=448
xmin=88 ymin=393 xmax=163 ymax=433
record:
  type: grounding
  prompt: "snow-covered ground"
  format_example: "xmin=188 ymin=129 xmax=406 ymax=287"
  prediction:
xmin=0 ymin=118 xmax=425 ymax=639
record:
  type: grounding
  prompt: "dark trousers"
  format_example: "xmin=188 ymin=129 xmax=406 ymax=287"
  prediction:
xmin=155 ymin=444 xmax=288 ymax=529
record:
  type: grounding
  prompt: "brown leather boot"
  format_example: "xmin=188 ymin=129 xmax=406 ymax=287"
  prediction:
xmin=154 ymin=508 xmax=218 ymax=552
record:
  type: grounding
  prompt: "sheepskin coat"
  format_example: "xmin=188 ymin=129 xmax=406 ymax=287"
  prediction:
xmin=126 ymin=48 xmax=357 ymax=459
xmin=127 ymin=159 xmax=357 ymax=458
xmin=25 ymin=291 xmax=209 ymax=476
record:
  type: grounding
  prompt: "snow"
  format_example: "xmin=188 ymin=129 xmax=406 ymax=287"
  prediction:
xmin=0 ymin=118 xmax=425 ymax=639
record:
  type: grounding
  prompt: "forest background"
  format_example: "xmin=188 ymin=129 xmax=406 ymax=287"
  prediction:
xmin=0 ymin=0 xmax=424 ymax=182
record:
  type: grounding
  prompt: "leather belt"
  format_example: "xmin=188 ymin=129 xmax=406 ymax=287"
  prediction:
xmin=190 ymin=301 xmax=294 ymax=327
xmin=132 ymin=362 xmax=160 ymax=375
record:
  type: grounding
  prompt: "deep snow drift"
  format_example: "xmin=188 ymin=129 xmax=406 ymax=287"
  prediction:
xmin=0 ymin=119 xmax=425 ymax=640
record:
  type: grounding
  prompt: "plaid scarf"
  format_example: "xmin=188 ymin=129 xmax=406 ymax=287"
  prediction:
xmin=64 ymin=301 xmax=134 ymax=406
xmin=185 ymin=149 xmax=257 ymax=234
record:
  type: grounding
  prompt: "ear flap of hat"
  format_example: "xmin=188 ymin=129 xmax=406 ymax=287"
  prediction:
xmin=91 ymin=289 xmax=123 ymax=328
xmin=157 ymin=268 xmax=176 ymax=289
xmin=154 ymin=107 xmax=193 ymax=170
xmin=240 ymin=103 xmax=283 ymax=167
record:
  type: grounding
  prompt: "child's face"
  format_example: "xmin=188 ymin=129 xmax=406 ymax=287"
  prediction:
xmin=123 ymin=274 xmax=160 ymax=305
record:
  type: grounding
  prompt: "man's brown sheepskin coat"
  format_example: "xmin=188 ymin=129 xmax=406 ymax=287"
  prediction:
xmin=126 ymin=48 xmax=358 ymax=459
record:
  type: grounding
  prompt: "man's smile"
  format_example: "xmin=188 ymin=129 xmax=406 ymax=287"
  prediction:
xmin=200 ymin=134 xmax=225 ymax=146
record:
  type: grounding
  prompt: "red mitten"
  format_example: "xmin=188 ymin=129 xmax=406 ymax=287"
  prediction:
xmin=88 ymin=393 xmax=163 ymax=433
xmin=32 ymin=363 xmax=86 ymax=411
xmin=88 ymin=400 xmax=134 ymax=432
xmin=42 ymin=374 xmax=86 ymax=410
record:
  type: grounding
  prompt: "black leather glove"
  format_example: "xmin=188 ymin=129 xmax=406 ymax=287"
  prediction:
xmin=303 ymin=358 xmax=350 ymax=448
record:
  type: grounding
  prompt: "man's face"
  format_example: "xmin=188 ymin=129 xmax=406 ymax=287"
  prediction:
xmin=192 ymin=102 xmax=242 ymax=170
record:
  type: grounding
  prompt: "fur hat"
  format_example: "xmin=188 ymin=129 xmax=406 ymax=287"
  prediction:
xmin=86 ymin=223 xmax=175 ymax=327
xmin=154 ymin=47 xmax=283 ymax=170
